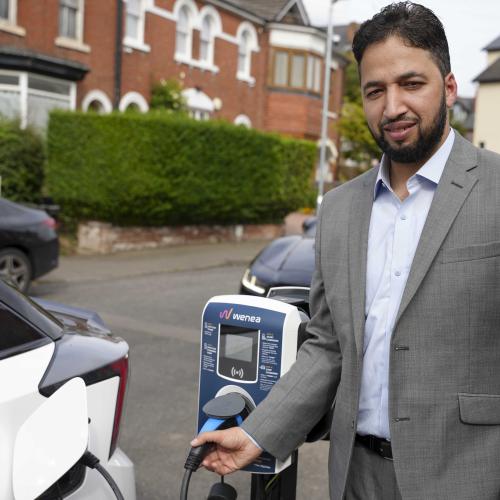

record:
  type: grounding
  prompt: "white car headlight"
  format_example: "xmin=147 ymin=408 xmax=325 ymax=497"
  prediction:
xmin=242 ymin=268 xmax=266 ymax=295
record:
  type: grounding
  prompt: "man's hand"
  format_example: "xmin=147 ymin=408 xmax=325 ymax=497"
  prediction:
xmin=190 ymin=427 xmax=262 ymax=475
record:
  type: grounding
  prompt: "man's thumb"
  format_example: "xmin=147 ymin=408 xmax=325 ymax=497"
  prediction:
xmin=190 ymin=430 xmax=220 ymax=447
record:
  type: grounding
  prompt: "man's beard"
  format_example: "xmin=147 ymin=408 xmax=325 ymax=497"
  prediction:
xmin=370 ymin=93 xmax=448 ymax=164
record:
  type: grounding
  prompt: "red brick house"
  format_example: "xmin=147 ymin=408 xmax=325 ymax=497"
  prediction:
xmin=0 ymin=0 xmax=348 ymax=154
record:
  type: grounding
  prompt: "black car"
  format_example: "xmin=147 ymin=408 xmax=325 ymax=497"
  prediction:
xmin=0 ymin=198 xmax=59 ymax=292
xmin=240 ymin=217 xmax=316 ymax=296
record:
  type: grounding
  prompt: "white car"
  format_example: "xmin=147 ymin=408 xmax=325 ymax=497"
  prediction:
xmin=0 ymin=279 xmax=136 ymax=499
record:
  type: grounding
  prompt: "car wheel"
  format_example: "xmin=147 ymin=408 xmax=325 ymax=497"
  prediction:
xmin=0 ymin=248 xmax=32 ymax=293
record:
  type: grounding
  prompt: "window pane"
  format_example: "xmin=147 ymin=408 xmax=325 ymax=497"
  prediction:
xmin=201 ymin=16 xmax=211 ymax=41
xmin=27 ymin=92 xmax=71 ymax=129
xmin=238 ymin=31 xmax=248 ymax=56
xmin=0 ymin=89 xmax=21 ymax=120
xmin=0 ymin=73 xmax=19 ymax=86
xmin=306 ymin=56 xmax=314 ymax=90
xmin=29 ymin=74 xmax=71 ymax=95
xmin=200 ymin=40 xmax=209 ymax=62
xmin=200 ymin=16 xmax=212 ymax=62
xmin=176 ymin=7 xmax=190 ymax=56
xmin=238 ymin=32 xmax=250 ymax=74
xmin=59 ymin=5 xmax=78 ymax=38
xmin=0 ymin=303 xmax=44 ymax=354
xmin=176 ymin=31 xmax=187 ymax=56
xmin=61 ymin=0 xmax=79 ymax=7
xmin=126 ymin=13 xmax=139 ymax=39
xmin=290 ymin=54 xmax=305 ymax=88
xmin=0 ymin=0 xmax=9 ymax=20
xmin=274 ymin=52 xmax=288 ymax=86
xmin=127 ymin=0 xmax=140 ymax=16
xmin=314 ymin=58 xmax=322 ymax=92
xmin=178 ymin=7 xmax=188 ymax=32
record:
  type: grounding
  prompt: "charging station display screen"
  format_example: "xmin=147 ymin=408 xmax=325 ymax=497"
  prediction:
xmin=223 ymin=333 xmax=253 ymax=362
xmin=218 ymin=324 xmax=259 ymax=382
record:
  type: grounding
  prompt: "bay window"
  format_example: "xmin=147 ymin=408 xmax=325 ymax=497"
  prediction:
xmin=271 ymin=49 xmax=323 ymax=93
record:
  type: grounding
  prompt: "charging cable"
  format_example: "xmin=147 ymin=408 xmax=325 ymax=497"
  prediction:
xmin=80 ymin=450 xmax=125 ymax=500
xmin=181 ymin=393 xmax=247 ymax=500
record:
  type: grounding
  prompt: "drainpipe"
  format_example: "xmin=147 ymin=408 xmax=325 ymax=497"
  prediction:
xmin=114 ymin=0 xmax=124 ymax=109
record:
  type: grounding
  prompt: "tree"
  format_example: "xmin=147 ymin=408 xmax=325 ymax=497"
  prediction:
xmin=336 ymin=53 xmax=380 ymax=176
xmin=150 ymin=79 xmax=189 ymax=115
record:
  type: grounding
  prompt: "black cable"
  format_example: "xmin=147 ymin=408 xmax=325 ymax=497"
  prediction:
xmin=95 ymin=462 xmax=125 ymax=500
xmin=180 ymin=469 xmax=192 ymax=500
xmin=80 ymin=451 xmax=125 ymax=500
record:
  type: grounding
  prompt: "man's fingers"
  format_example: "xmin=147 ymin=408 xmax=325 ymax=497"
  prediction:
xmin=191 ymin=430 xmax=221 ymax=447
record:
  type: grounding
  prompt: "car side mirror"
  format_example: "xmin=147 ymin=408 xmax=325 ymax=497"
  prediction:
xmin=13 ymin=378 xmax=88 ymax=500
xmin=302 ymin=217 xmax=316 ymax=232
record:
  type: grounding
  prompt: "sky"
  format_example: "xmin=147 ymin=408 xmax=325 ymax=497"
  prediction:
xmin=302 ymin=0 xmax=500 ymax=97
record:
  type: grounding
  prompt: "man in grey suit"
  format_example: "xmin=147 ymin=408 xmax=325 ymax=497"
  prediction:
xmin=192 ymin=3 xmax=500 ymax=498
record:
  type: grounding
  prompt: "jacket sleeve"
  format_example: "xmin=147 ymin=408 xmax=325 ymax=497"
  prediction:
xmin=241 ymin=201 xmax=342 ymax=461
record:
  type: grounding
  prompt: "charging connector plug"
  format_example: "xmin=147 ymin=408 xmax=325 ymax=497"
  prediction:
xmin=180 ymin=394 xmax=247 ymax=500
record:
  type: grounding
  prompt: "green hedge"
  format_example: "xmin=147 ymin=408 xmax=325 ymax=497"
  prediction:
xmin=0 ymin=118 xmax=45 ymax=202
xmin=46 ymin=112 xmax=316 ymax=225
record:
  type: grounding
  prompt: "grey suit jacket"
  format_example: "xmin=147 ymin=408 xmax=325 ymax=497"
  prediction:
xmin=242 ymin=133 xmax=500 ymax=500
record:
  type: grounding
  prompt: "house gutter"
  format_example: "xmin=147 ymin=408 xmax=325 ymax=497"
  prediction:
xmin=114 ymin=0 xmax=123 ymax=109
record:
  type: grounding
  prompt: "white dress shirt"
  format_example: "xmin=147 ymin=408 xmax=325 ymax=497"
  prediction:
xmin=357 ymin=129 xmax=455 ymax=439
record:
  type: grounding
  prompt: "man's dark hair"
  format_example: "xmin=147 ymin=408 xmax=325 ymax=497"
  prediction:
xmin=352 ymin=2 xmax=451 ymax=77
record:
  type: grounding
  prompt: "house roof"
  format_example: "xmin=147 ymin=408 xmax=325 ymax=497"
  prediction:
xmin=483 ymin=34 xmax=500 ymax=52
xmin=221 ymin=0 xmax=309 ymax=24
xmin=474 ymin=57 xmax=500 ymax=83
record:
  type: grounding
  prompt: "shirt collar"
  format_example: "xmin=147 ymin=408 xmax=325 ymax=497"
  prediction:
xmin=373 ymin=128 xmax=455 ymax=200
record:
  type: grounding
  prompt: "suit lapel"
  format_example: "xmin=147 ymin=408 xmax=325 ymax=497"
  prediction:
xmin=349 ymin=168 xmax=378 ymax=356
xmin=394 ymin=133 xmax=479 ymax=328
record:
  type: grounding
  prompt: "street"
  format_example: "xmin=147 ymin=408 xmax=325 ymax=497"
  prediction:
xmin=31 ymin=242 xmax=329 ymax=500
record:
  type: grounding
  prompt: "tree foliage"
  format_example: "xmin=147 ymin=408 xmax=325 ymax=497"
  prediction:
xmin=336 ymin=53 xmax=380 ymax=169
xmin=0 ymin=118 xmax=45 ymax=202
xmin=150 ymin=78 xmax=189 ymax=115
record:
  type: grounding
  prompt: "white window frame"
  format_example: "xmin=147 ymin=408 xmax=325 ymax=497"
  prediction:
xmin=174 ymin=0 xmax=198 ymax=62
xmin=123 ymin=0 xmax=150 ymax=53
xmin=0 ymin=70 xmax=76 ymax=129
xmin=55 ymin=0 xmax=90 ymax=53
xmin=198 ymin=5 xmax=221 ymax=70
xmin=82 ymin=90 xmax=113 ymax=114
xmin=118 ymin=91 xmax=149 ymax=113
xmin=236 ymin=22 xmax=258 ymax=85
xmin=234 ymin=114 xmax=252 ymax=128
xmin=0 ymin=0 xmax=25 ymax=36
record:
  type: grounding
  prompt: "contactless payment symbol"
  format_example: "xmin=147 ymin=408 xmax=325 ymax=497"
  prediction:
xmin=231 ymin=366 xmax=244 ymax=379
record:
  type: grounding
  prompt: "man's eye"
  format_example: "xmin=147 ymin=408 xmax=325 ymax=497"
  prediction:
xmin=366 ymin=89 xmax=382 ymax=98
xmin=403 ymin=81 xmax=423 ymax=89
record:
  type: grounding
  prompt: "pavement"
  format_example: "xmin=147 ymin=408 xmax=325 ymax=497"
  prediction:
xmin=45 ymin=211 xmax=311 ymax=284
xmin=45 ymin=240 xmax=268 ymax=284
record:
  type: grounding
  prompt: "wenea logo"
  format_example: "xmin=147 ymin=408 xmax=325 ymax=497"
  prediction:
xmin=219 ymin=307 xmax=261 ymax=324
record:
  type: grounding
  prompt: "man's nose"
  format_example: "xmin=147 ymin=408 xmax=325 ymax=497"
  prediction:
xmin=383 ymin=87 xmax=408 ymax=120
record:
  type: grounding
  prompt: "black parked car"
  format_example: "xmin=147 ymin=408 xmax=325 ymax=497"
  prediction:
xmin=0 ymin=198 xmax=59 ymax=292
xmin=240 ymin=217 xmax=316 ymax=296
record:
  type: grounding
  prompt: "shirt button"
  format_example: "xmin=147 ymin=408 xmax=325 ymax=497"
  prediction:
xmin=395 ymin=271 xmax=401 ymax=277
xmin=400 ymin=214 xmax=407 ymax=220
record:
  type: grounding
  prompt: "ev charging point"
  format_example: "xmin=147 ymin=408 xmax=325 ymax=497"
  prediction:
xmin=198 ymin=294 xmax=303 ymax=474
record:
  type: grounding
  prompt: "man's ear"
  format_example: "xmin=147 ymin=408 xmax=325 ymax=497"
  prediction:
xmin=444 ymin=72 xmax=458 ymax=108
